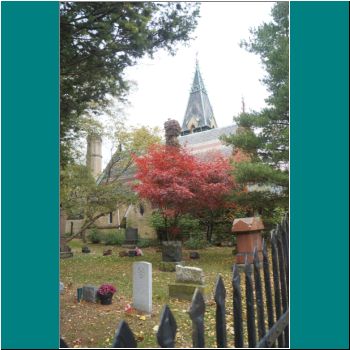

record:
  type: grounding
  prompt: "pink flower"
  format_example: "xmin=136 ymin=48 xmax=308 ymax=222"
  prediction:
xmin=97 ymin=284 xmax=117 ymax=296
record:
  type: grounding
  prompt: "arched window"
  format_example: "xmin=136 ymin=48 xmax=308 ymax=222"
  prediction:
xmin=190 ymin=124 xmax=195 ymax=133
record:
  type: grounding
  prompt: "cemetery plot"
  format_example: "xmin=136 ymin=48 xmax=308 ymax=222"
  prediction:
xmin=60 ymin=244 xmax=240 ymax=348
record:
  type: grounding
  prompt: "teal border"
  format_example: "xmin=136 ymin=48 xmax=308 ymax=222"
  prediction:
xmin=291 ymin=2 xmax=349 ymax=349
xmin=1 ymin=2 xmax=59 ymax=348
xmin=1 ymin=1 xmax=349 ymax=349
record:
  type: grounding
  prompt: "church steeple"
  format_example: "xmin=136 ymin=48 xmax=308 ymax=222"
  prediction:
xmin=181 ymin=60 xmax=218 ymax=135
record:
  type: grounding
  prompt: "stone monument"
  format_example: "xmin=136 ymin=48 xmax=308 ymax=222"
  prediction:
xmin=169 ymin=265 xmax=210 ymax=301
xmin=81 ymin=285 xmax=99 ymax=303
xmin=133 ymin=262 xmax=152 ymax=313
xmin=232 ymin=216 xmax=264 ymax=264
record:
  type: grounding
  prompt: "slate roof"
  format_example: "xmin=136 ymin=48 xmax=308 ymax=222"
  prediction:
xmin=179 ymin=124 xmax=236 ymax=145
xmin=179 ymin=124 xmax=236 ymax=158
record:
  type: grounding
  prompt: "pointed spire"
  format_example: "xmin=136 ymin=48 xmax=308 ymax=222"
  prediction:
xmin=181 ymin=58 xmax=218 ymax=135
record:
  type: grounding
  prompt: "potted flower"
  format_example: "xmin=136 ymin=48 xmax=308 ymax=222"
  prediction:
xmin=97 ymin=284 xmax=117 ymax=305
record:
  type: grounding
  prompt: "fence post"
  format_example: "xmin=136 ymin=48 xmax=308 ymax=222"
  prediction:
xmin=112 ymin=320 xmax=137 ymax=348
xmin=276 ymin=230 xmax=289 ymax=348
xmin=157 ymin=305 xmax=177 ymax=348
xmin=188 ymin=288 xmax=206 ymax=348
xmin=262 ymin=239 xmax=275 ymax=330
xmin=214 ymin=274 xmax=227 ymax=348
xmin=244 ymin=255 xmax=257 ymax=348
xmin=232 ymin=264 xmax=244 ymax=348
xmin=253 ymin=248 xmax=266 ymax=339
xmin=271 ymin=231 xmax=284 ymax=348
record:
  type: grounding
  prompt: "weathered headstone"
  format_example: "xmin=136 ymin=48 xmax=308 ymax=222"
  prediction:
xmin=60 ymin=244 xmax=73 ymax=258
xmin=169 ymin=265 xmax=209 ymax=301
xmin=125 ymin=227 xmax=138 ymax=245
xmin=175 ymin=265 xmax=205 ymax=285
xmin=82 ymin=246 xmax=91 ymax=253
xmin=82 ymin=285 xmax=99 ymax=303
xmin=189 ymin=252 xmax=200 ymax=259
xmin=119 ymin=251 xmax=128 ymax=257
xmin=162 ymin=241 xmax=182 ymax=262
xmin=103 ymin=249 xmax=112 ymax=256
xmin=133 ymin=262 xmax=152 ymax=313
xmin=60 ymin=282 xmax=64 ymax=294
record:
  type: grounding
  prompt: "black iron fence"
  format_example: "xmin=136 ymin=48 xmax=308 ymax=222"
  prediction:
xmin=61 ymin=214 xmax=289 ymax=348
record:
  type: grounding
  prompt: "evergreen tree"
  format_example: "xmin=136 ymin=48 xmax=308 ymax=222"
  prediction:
xmin=223 ymin=2 xmax=289 ymax=226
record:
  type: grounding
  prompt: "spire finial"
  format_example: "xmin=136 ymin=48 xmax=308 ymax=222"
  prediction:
xmin=195 ymin=52 xmax=199 ymax=67
xmin=241 ymin=96 xmax=246 ymax=114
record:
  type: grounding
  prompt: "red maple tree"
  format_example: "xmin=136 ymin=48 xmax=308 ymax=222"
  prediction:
xmin=133 ymin=145 xmax=235 ymax=240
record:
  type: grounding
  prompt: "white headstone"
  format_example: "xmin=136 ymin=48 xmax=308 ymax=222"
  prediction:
xmin=133 ymin=261 xmax=152 ymax=313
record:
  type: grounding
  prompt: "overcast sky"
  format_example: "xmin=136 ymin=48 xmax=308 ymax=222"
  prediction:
xmin=102 ymin=2 xmax=274 ymax=166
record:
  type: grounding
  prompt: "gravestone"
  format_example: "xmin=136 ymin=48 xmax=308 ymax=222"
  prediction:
xmin=119 ymin=251 xmax=128 ymax=257
xmin=162 ymin=241 xmax=182 ymax=262
xmin=103 ymin=249 xmax=112 ymax=256
xmin=175 ymin=266 xmax=205 ymax=285
xmin=60 ymin=244 xmax=73 ymax=259
xmin=82 ymin=246 xmax=91 ymax=253
xmin=60 ymin=282 xmax=64 ymax=294
xmin=82 ymin=285 xmax=99 ymax=303
xmin=124 ymin=227 xmax=138 ymax=245
xmin=160 ymin=241 xmax=183 ymax=271
xmin=133 ymin=262 xmax=152 ymax=313
xmin=169 ymin=265 xmax=209 ymax=301
xmin=189 ymin=252 xmax=200 ymax=259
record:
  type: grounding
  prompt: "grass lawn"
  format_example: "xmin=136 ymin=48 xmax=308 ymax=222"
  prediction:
xmin=60 ymin=240 xmax=244 ymax=348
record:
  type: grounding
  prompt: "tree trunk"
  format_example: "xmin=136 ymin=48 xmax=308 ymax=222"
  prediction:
xmin=65 ymin=213 xmax=105 ymax=242
xmin=208 ymin=222 xmax=214 ymax=243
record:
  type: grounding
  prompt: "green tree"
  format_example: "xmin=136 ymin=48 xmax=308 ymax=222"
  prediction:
xmin=60 ymin=2 xmax=200 ymax=165
xmin=223 ymin=2 xmax=289 ymax=226
xmin=61 ymin=125 xmax=161 ymax=242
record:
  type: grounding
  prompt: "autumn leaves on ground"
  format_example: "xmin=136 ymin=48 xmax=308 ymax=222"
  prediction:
xmin=60 ymin=241 xmax=242 ymax=348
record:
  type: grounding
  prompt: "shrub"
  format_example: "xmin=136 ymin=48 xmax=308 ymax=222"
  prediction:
xmin=88 ymin=229 xmax=102 ymax=244
xmin=150 ymin=211 xmax=203 ymax=241
xmin=103 ymin=230 xmax=125 ymax=246
xmin=211 ymin=221 xmax=233 ymax=245
xmin=184 ymin=238 xmax=207 ymax=250
xmin=137 ymin=238 xmax=151 ymax=248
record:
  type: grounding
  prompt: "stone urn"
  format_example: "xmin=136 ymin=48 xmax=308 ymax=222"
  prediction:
xmin=232 ymin=217 xmax=264 ymax=264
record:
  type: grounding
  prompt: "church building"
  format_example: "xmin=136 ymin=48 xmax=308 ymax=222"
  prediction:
xmin=65 ymin=61 xmax=237 ymax=238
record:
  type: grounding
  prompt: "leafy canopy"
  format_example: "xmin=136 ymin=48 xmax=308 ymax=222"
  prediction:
xmin=60 ymin=2 xmax=200 ymax=164
xmin=133 ymin=145 xmax=234 ymax=239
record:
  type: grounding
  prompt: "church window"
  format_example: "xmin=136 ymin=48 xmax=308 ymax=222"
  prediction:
xmin=139 ymin=204 xmax=145 ymax=216
xmin=190 ymin=124 xmax=195 ymax=133
xmin=109 ymin=212 xmax=113 ymax=224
